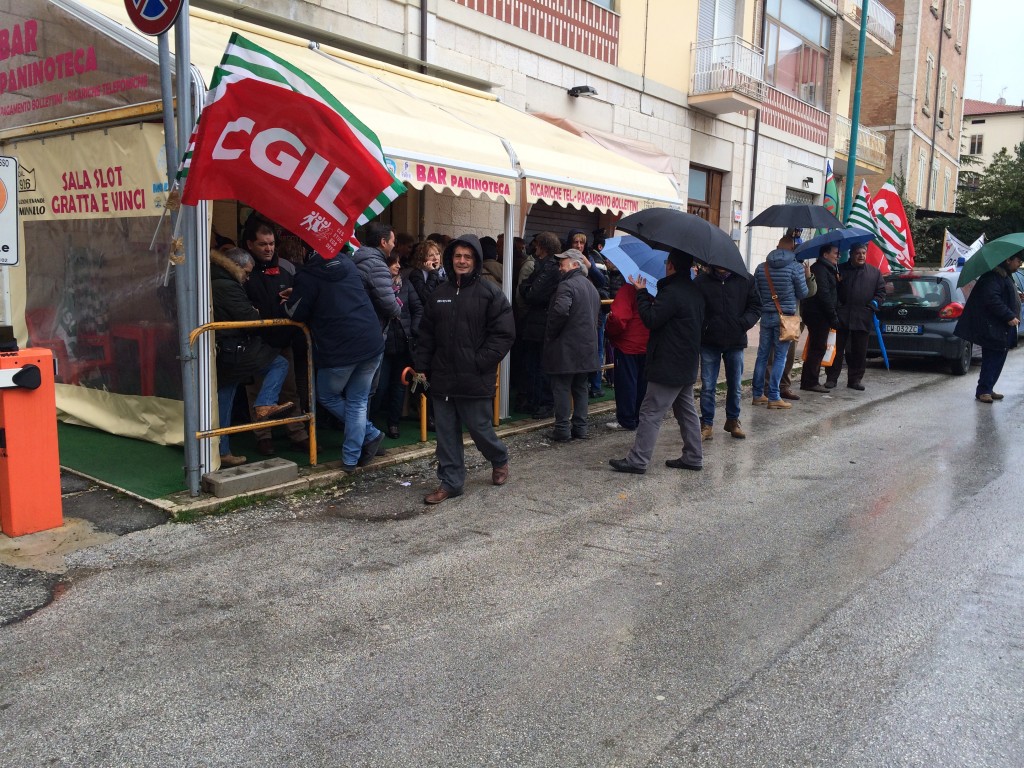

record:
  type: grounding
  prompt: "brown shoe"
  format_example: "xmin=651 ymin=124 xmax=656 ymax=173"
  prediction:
xmin=492 ymin=463 xmax=510 ymax=486
xmin=424 ymin=487 xmax=463 ymax=504
xmin=991 ymin=392 xmax=1005 ymax=400
xmin=254 ymin=402 xmax=294 ymax=421
xmin=256 ymin=438 xmax=275 ymax=456
xmin=766 ymin=399 xmax=792 ymax=409
xmin=752 ymin=395 xmax=769 ymax=406
xmin=723 ymin=418 xmax=745 ymax=439
xmin=780 ymin=389 xmax=800 ymax=401
xmin=220 ymin=453 xmax=247 ymax=468
xmin=700 ymin=424 xmax=714 ymax=441
xmin=976 ymin=393 xmax=994 ymax=404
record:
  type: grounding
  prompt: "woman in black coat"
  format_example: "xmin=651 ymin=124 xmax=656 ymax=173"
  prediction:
xmin=955 ymin=253 xmax=1023 ymax=402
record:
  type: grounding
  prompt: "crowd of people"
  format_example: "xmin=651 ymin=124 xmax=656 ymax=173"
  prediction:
xmin=208 ymin=213 xmax=1021 ymax=503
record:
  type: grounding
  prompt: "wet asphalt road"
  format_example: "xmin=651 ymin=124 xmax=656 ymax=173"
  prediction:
xmin=1 ymin=354 xmax=1022 ymax=767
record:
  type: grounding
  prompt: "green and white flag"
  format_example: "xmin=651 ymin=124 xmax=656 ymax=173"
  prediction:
xmin=179 ymin=33 xmax=404 ymax=228
xmin=845 ymin=179 xmax=891 ymax=274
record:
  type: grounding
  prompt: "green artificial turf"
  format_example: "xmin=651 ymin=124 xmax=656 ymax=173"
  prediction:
xmin=55 ymin=386 xmax=616 ymax=499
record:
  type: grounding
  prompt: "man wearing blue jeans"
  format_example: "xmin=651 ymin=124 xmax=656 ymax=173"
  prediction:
xmin=695 ymin=267 xmax=760 ymax=440
xmin=286 ymin=250 xmax=387 ymax=471
xmin=751 ymin=236 xmax=809 ymax=409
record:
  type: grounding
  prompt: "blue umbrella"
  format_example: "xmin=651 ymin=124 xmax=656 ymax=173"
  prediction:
xmin=794 ymin=227 xmax=875 ymax=260
xmin=602 ymin=235 xmax=668 ymax=295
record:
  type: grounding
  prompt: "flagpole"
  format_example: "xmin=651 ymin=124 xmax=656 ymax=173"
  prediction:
xmin=842 ymin=0 xmax=871 ymax=223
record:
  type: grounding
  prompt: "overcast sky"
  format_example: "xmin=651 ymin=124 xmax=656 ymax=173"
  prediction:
xmin=964 ymin=1 xmax=1024 ymax=105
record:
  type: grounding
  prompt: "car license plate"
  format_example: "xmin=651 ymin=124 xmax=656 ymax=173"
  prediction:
xmin=884 ymin=324 xmax=923 ymax=334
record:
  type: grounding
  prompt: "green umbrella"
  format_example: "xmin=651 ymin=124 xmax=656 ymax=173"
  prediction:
xmin=957 ymin=233 xmax=1024 ymax=287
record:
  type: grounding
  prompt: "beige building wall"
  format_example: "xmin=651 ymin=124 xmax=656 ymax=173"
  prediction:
xmin=962 ymin=110 xmax=1024 ymax=170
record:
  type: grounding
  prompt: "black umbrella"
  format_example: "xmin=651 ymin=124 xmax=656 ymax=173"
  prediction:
xmin=747 ymin=204 xmax=844 ymax=229
xmin=616 ymin=208 xmax=749 ymax=276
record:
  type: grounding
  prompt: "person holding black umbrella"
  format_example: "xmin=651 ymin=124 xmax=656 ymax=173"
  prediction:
xmin=954 ymin=251 xmax=1022 ymax=403
xmin=609 ymin=250 xmax=706 ymax=474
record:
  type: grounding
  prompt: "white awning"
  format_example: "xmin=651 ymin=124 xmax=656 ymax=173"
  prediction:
xmin=71 ymin=0 xmax=681 ymax=213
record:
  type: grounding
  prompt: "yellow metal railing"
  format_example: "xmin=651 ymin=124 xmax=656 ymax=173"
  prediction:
xmin=189 ymin=319 xmax=317 ymax=467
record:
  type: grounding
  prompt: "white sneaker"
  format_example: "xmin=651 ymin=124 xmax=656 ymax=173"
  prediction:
xmin=605 ymin=421 xmax=626 ymax=430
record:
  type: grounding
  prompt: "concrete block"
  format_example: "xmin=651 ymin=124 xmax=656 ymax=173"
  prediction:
xmin=202 ymin=458 xmax=299 ymax=498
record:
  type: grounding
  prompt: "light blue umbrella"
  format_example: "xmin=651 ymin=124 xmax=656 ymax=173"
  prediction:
xmin=794 ymin=227 xmax=875 ymax=260
xmin=602 ymin=235 xmax=667 ymax=295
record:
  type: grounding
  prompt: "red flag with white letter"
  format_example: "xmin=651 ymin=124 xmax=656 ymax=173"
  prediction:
xmin=181 ymin=77 xmax=397 ymax=256
xmin=870 ymin=180 xmax=915 ymax=271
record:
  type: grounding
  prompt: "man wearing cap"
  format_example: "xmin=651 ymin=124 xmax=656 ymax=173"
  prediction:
xmin=414 ymin=234 xmax=516 ymax=504
xmin=543 ymin=248 xmax=601 ymax=441
xmin=609 ymin=250 xmax=706 ymax=474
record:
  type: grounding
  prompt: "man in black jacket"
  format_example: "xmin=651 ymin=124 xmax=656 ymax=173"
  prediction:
xmin=243 ymin=221 xmax=310 ymax=455
xmin=695 ymin=267 xmax=760 ymax=440
xmin=518 ymin=231 xmax=562 ymax=417
xmin=609 ymin=250 xmax=706 ymax=474
xmin=826 ymin=243 xmax=886 ymax=391
xmin=543 ymin=248 xmax=601 ymax=441
xmin=212 ymin=248 xmax=294 ymax=467
xmin=414 ymin=234 xmax=516 ymax=504
xmin=800 ymin=244 xmax=841 ymax=392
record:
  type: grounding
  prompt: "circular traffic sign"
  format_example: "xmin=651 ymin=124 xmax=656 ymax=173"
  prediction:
xmin=124 ymin=0 xmax=184 ymax=36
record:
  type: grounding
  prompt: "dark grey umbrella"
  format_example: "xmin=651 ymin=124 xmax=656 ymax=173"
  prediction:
xmin=747 ymin=204 xmax=844 ymax=229
xmin=616 ymin=208 xmax=749 ymax=276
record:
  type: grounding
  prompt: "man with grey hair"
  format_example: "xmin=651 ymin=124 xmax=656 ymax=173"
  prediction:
xmin=210 ymin=247 xmax=293 ymax=467
xmin=543 ymin=248 xmax=601 ymax=441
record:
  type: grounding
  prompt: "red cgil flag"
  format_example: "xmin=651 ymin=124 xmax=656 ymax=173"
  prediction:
xmin=181 ymin=77 xmax=398 ymax=256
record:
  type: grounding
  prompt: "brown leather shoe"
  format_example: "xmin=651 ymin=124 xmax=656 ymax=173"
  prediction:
xmin=780 ymin=389 xmax=801 ymax=401
xmin=723 ymin=418 xmax=745 ymax=439
xmin=766 ymin=399 xmax=792 ymax=409
xmin=256 ymin=438 xmax=275 ymax=456
xmin=254 ymin=402 xmax=294 ymax=421
xmin=752 ymin=395 xmax=769 ymax=406
xmin=492 ymin=463 xmax=509 ymax=486
xmin=991 ymin=392 xmax=1005 ymax=400
xmin=976 ymin=393 xmax=994 ymax=404
xmin=424 ymin=487 xmax=463 ymax=504
xmin=700 ymin=424 xmax=714 ymax=441
xmin=219 ymin=453 xmax=247 ymax=468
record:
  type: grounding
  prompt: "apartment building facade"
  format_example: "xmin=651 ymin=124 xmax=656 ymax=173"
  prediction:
xmin=857 ymin=0 xmax=970 ymax=212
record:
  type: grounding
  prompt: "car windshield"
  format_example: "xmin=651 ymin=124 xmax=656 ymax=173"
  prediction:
xmin=883 ymin=278 xmax=950 ymax=308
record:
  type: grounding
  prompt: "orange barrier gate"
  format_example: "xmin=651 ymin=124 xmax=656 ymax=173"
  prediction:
xmin=189 ymin=320 xmax=318 ymax=467
xmin=0 ymin=347 xmax=63 ymax=537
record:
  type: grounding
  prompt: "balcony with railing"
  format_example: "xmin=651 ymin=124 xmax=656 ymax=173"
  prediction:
xmin=840 ymin=0 xmax=897 ymax=58
xmin=689 ymin=36 xmax=766 ymax=115
xmin=833 ymin=114 xmax=888 ymax=175
xmin=760 ymin=85 xmax=830 ymax=146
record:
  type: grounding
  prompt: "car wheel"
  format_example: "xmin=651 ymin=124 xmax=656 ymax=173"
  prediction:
xmin=950 ymin=339 xmax=972 ymax=375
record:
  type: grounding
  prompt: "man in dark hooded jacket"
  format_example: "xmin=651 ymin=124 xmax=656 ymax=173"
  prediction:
xmin=826 ymin=243 xmax=885 ymax=391
xmin=414 ymin=234 xmax=516 ymax=504
xmin=609 ymin=250 xmax=706 ymax=474
xmin=543 ymin=248 xmax=601 ymax=441
xmin=286 ymin=252 xmax=386 ymax=471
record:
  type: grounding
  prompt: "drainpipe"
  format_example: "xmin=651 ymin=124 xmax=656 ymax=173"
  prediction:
xmin=842 ymin=0 xmax=871 ymax=222
xmin=746 ymin=0 xmax=768 ymax=266
xmin=420 ymin=0 xmax=429 ymax=74
xmin=925 ymin=0 xmax=947 ymax=211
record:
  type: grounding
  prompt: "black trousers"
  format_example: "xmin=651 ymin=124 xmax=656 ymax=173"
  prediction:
xmin=801 ymin=317 xmax=832 ymax=388
xmin=827 ymin=328 xmax=869 ymax=385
